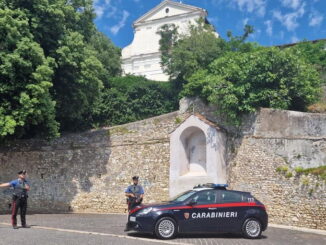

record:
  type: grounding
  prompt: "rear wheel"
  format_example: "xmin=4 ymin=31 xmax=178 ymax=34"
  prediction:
xmin=242 ymin=218 xmax=262 ymax=239
xmin=154 ymin=217 xmax=177 ymax=239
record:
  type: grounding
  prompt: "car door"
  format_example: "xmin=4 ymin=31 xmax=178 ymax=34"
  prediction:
xmin=214 ymin=190 xmax=247 ymax=232
xmin=177 ymin=190 xmax=218 ymax=233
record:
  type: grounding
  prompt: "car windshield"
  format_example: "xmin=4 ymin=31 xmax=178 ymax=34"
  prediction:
xmin=170 ymin=190 xmax=196 ymax=202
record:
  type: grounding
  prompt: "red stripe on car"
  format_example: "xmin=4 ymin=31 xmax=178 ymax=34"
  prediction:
xmin=159 ymin=202 xmax=265 ymax=211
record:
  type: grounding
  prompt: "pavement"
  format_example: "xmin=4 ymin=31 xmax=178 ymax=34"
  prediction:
xmin=0 ymin=213 xmax=325 ymax=245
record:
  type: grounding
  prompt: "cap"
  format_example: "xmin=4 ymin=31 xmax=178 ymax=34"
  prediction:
xmin=132 ymin=176 xmax=139 ymax=180
xmin=18 ymin=170 xmax=27 ymax=175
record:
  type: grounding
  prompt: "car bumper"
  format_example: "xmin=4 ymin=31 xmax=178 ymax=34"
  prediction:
xmin=125 ymin=215 xmax=156 ymax=233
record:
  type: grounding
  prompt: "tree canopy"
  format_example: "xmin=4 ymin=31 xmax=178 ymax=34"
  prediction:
xmin=182 ymin=47 xmax=322 ymax=124
xmin=92 ymin=75 xmax=179 ymax=127
xmin=157 ymin=20 xmax=259 ymax=82
xmin=0 ymin=8 xmax=58 ymax=139
xmin=0 ymin=0 xmax=121 ymax=140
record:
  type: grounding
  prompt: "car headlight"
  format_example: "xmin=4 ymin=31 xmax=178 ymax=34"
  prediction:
xmin=137 ymin=207 xmax=153 ymax=216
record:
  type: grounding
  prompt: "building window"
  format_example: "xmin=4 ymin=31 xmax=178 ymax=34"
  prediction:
xmin=165 ymin=8 xmax=169 ymax=14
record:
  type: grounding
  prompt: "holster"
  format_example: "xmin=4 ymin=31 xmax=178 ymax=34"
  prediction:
xmin=12 ymin=193 xmax=28 ymax=200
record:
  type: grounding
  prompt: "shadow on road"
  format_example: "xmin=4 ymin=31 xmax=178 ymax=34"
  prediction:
xmin=127 ymin=232 xmax=268 ymax=240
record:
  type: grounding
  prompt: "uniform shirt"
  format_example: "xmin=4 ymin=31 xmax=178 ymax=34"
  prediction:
xmin=9 ymin=179 xmax=29 ymax=196
xmin=125 ymin=184 xmax=144 ymax=197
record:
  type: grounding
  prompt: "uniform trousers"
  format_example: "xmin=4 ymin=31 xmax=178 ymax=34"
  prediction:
xmin=12 ymin=196 xmax=27 ymax=226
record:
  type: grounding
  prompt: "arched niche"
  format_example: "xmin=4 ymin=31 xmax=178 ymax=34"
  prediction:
xmin=179 ymin=127 xmax=207 ymax=176
xmin=170 ymin=115 xmax=227 ymax=197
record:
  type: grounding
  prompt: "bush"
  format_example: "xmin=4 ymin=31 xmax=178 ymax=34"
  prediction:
xmin=92 ymin=76 xmax=179 ymax=127
xmin=182 ymin=47 xmax=322 ymax=124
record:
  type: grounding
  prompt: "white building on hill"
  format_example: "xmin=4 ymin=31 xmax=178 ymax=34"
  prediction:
xmin=122 ymin=0 xmax=216 ymax=81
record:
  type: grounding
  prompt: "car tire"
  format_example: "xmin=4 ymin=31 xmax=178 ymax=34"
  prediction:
xmin=154 ymin=217 xmax=177 ymax=239
xmin=242 ymin=218 xmax=262 ymax=239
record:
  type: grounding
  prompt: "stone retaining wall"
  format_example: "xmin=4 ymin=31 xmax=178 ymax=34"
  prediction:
xmin=0 ymin=105 xmax=325 ymax=230
xmin=0 ymin=112 xmax=188 ymax=214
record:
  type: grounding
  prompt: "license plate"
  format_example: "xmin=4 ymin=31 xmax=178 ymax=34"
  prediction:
xmin=130 ymin=216 xmax=136 ymax=222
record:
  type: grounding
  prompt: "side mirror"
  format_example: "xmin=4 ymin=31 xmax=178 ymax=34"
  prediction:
xmin=186 ymin=199 xmax=197 ymax=206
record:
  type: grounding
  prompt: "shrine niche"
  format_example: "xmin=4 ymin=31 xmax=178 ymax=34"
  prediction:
xmin=169 ymin=114 xmax=227 ymax=197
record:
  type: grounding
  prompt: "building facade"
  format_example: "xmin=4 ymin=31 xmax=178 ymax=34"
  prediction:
xmin=121 ymin=0 xmax=212 ymax=81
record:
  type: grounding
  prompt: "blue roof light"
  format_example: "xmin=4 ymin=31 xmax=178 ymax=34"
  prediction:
xmin=193 ymin=183 xmax=229 ymax=189
xmin=213 ymin=184 xmax=228 ymax=188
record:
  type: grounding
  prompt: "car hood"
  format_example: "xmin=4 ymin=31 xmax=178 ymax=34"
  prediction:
xmin=130 ymin=201 xmax=182 ymax=214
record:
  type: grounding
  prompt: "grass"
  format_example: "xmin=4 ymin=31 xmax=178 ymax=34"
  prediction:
xmin=175 ymin=117 xmax=182 ymax=124
xmin=295 ymin=166 xmax=326 ymax=181
xmin=276 ymin=165 xmax=289 ymax=173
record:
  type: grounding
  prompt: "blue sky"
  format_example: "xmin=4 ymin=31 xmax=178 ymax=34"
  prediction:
xmin=93 ymin=0 xmax=326 ymax=48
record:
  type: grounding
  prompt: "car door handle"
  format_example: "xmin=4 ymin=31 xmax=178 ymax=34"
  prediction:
xmin=208 ymin=208 xmax=217 ymax=210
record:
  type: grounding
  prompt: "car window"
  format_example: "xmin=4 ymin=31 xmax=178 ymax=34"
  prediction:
xmin=192 ymin=190 xmax=217 ymax=205
xmin=217 ymin=190 xmax=243 ymax=203
xmin=170 ymin=190 xmax=197 ymax=202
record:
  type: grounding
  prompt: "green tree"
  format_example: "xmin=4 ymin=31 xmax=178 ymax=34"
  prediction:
xmin=92 ymin=76 xmax=179 ymax=126
xmin=182 ymin=47 xmax=322 ymax=124
xmin=90 ymin=31 xmax=121 ymax=81
xmin=157 ymin=24 xmax=178 ymax=75
xmin=1 ymin=0 xmax=121 ymax=133
xmin=53 ymin=31 xmax=105 ymax=130
xmin=226 ymin=25 xmax=259 ymax=52
xmin=158 ymin=19 xmax=226 ymax=81
xmin=290 ymin=40 xmax=326 ymax=83
xmin=157 ymin=20 xmax=258 ymax=82
xmin=0 ymin=8 xmax=58 ymax=139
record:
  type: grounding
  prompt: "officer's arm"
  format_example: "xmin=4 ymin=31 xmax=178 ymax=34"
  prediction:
xmin=125 ymin=187 xmax=134 ymax=197
xmin=125 ymin=192 xmax=134 ymax=197
xmin=25 ymin=183 xmax=30 ymax=191
xmin=0 ymin=183 xmax=10 ymax=188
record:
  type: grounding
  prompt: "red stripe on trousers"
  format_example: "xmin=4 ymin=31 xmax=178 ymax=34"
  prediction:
xmin=11 ymin=200 xmax=16 ymax=226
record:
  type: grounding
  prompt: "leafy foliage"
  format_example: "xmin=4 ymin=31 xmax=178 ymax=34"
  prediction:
xmin=0 ymin=0 xmax=121 ymax=139
xmin=0 ymin=8 xmax=58 ymax=139
xmin=182 ymin=47 xmax=321 ymax=124
xmin=157 ymin=24 xmax=178 ymax=75
xmin=90 ymin=31 xmax=121 ymax=81
xmin=157 ymin=20 xmax=259 ymax=82
xmin=289 ymin=40 xmax=326 ymax=76
xmin=92 ymin=76 xmax=179 ymax=127
xmin=53 ymin=31 xmax=105 ymax=131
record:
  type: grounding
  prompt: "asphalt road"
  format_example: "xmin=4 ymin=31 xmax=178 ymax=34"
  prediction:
xmin=0 ymin=214 xmax=325 ymax=245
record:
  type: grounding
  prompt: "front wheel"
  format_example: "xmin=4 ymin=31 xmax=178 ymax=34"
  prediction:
xmin=154 ymin=217 xmax=177 ymax=239
xmin=242 ymin=218 xmax=262 ymax=239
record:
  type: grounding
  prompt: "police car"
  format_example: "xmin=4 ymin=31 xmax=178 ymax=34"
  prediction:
xmin=125 ymin=184 xmax=268 ymax=239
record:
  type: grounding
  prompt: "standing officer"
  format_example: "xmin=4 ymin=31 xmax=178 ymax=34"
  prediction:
xmin=125 ymin=176 xmax=144 ymax=211
xmin=0 ymin=170 xmax=30 ymax=229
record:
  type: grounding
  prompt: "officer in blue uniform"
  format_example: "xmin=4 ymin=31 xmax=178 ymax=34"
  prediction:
xmin=125 ymin=176 xmax=144 ymax=211
xmin=0 ymin=170 xmax=30 ymax=229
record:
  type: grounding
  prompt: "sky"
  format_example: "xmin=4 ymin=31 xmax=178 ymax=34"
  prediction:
xmin=93 ymin=0 xmax=326 ymax=48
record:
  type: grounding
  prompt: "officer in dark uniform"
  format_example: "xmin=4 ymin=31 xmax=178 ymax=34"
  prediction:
xmin=0 ymin=170 xmax=30 ymax=229
xmin=125 ymin=176 xmax=144 ymax=211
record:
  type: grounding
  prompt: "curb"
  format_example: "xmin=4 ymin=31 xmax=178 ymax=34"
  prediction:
xmin=269 ymin=223 xmax=326 ymax=236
